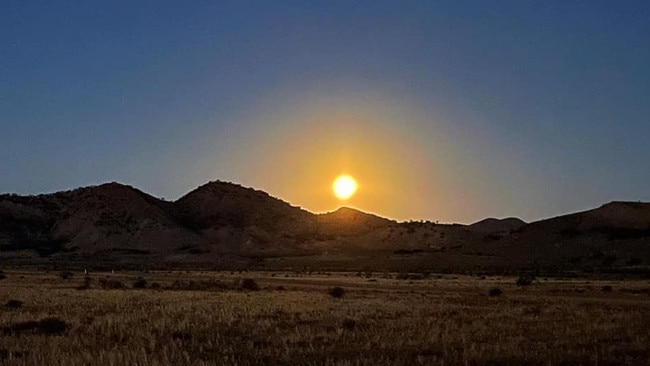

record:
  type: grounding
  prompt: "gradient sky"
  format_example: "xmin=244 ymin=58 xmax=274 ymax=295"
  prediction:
xmin=2 ymin=1 xmax=650 ymax=224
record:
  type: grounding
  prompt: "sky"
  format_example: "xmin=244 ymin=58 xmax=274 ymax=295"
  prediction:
xmin=2 ymin=1 xmax=650 ymax=224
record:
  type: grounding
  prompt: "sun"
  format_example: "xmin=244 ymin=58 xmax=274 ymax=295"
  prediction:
xmin=332 ymin=175 xmax=358 ymax=200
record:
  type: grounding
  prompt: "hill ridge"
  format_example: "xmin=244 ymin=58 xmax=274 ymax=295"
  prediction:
xmin=1 ymin=181 xmax=650 ymax=273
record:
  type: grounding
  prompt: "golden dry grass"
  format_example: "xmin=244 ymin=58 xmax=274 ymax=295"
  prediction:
xmin=1 ymin=270 xmax=649 ymax=365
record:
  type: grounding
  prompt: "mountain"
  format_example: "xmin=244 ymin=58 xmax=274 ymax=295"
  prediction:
xmin=0 ymin=183 xmax=213 ymax=266
xmin=174 ymin=181 xmax=317 ymax=256
xmin=1 ymin=182 xmax=649 ymax=274
xmin=491 ymin=202 xmax=650 ymax=270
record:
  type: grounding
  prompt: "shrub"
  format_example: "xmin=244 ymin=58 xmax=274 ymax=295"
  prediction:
xmin=4 ymin=300 xmax=23 ymax=309
xmin=342 ymin=318 xmax=356 ymax=330
xmin=602 ymin=255 xmax=617 ymax=266
xmin=37 ymin=318 xmax=69 ymax=335
xmin=396 ymin=273 xmax=410 ymax=280
xmin=2 ymin=318 xmax=69 ymax=335
xmin=76 ymin=276 xmax=92 ymax=290
xmin=329 ymin=287 xmax=345 ymax=298
xmin=171 ymin=331 xmax=192 ymax=341
xmin=99 ymin=279 xmax=125 ymax=289
xmin=240 ymin=278 xmax=260 ymax=291
xmin=168 ymin=280 xmax=232 ymax=291
xmin=626 ymin=257 xmax=643 ymax=266
xmin=516 ymin=275 xmax=534 ymax=286
xmin=133 ymin=277 xmax=147 ymax=289
xmin=601 ymin=285 xmax=613 ymax=293
xmin=488 ymin=288 xmax=503 ymax=297
xmin=409 ymin=273 xmax=427 ymax=280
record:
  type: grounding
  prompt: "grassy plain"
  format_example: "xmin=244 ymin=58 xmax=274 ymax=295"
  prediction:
xmin=1 ymin=270 xmax=649 ymax=365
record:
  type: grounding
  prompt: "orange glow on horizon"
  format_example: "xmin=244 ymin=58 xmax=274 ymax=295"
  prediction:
xmin=218 ymin=90 xmax=456 ymax=221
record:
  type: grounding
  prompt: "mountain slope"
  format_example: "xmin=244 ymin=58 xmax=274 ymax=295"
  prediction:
xmin=174 ymin=181 xmax=318 ymax=256
xmin=0 ymin=183 xmax=210 ymax=263
xmin=51 ymin=183 xmax=209 ymax=255
xmin=487 ymin=202 xmax=650 ymax=270
xmin=1 ymin=182 xmax=649 ymax=273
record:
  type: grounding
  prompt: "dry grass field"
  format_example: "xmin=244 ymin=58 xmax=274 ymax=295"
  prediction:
xmin=1 ymin=270 xmax=649 ymax=365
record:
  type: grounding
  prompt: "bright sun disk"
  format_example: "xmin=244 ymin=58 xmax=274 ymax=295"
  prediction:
xmin=333 ymin=175 xmax=358 ymax=200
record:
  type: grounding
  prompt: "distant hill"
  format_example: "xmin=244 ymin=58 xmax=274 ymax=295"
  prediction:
xmin=1 ymin=182 xmax=649 ymax=275
xmin=468 ymin=217 xmax=526 ymax=234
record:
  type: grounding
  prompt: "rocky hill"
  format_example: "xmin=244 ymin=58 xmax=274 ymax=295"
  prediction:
xmin=1 ymin=182 xmax=649 ymax=274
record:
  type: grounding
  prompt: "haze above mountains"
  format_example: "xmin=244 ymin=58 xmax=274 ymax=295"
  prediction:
xmin=1 ymin=181 xmax=649 ymax=274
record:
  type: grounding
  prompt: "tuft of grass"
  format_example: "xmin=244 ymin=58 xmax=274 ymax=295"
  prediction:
xmin=328 ymin=287 xmax=345 ymax=298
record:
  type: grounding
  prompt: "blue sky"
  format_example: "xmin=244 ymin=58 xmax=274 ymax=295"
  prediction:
xmin=2 ymin=1 xmax=650 ymax=223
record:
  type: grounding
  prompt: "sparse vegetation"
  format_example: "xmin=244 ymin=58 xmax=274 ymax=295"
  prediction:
xmin=1 ymin=271 xmax=649 ymax=365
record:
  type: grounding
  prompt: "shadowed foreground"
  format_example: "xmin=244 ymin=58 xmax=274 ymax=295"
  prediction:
xmin=1 ymin=271 xmax=649 ymax=365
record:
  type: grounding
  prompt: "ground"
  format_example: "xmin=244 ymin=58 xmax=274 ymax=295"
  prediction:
xmin=1 ymin=270 xmax=649 ymax=365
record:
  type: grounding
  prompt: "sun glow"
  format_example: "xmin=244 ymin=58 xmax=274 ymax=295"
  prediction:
xmin=333 ymin=175 xmax=358 ymax=200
